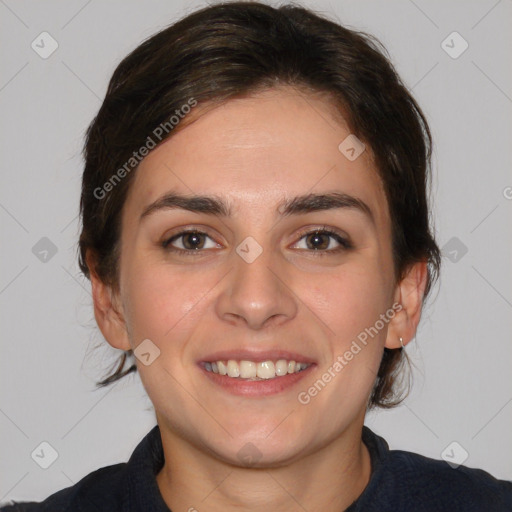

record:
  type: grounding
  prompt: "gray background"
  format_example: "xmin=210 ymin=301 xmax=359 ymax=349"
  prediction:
xmin=1 ymin=0 xmax=511 ymax=503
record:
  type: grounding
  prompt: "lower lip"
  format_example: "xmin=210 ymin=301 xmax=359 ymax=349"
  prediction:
xmin=199 ymin=364 xmax=316 ymax=397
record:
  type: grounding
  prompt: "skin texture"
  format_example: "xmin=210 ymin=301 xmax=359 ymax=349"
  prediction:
xmin=88 ymin=86 xmax=427 ymax=511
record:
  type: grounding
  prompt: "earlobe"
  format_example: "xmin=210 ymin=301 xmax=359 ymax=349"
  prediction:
xmin=86 ymin=251 xmax=131 ymax=351
xmin=385 ymin=260 xmax=428 ymax=349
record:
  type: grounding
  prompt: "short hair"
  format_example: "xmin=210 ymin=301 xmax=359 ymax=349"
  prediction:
xmin=78 ymin=1 xmax=441 ymax=409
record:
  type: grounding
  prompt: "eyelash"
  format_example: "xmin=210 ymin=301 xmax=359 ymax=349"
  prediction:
xmin=161 ymin=226 xmax=353 ymax=257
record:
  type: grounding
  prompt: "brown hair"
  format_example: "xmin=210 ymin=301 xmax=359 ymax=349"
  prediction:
xmin=78 ymin=1 xmax=441 ymax=408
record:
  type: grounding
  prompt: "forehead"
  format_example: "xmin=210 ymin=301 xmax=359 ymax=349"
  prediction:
xmin=124 ymin=87 xmax=388 ymax=227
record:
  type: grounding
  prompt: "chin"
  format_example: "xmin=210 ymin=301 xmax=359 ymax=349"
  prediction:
xmin=205 ymin=429 xmax=309 ymax=469
xmin=218 ymin=444 xmax=305 ymax=469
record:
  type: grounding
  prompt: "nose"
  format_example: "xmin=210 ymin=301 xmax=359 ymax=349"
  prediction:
xmin=215 ymin=240 xmax=298 ymax=330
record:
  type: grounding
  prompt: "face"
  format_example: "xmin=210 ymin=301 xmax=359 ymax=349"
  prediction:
xmin=109 ymin=87 xmax=402 ymax=466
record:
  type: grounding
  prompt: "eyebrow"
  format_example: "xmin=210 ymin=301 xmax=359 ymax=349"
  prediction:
xmin=140 ymin=190 xmax=375 ymax=225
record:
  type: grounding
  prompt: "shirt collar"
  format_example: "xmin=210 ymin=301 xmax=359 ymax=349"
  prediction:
xmin=126 ymin=424 xmax=170 ymax=511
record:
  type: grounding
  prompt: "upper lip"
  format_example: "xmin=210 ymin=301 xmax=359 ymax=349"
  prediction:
xmin=200 ymin=349 xmax=316 ymax=364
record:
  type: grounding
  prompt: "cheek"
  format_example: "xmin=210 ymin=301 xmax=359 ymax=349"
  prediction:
xmin=127 ymin=276 xmax=179 ymax=337
xmin=293 ymin=267 xmax=390 ymax=422
xmin=121 ymin=266 xmax=209 ymax=410
xmin=301 ymin=263 xmax=391 ymax=343
xmin=122 ymin=261 xmax=217 ymax=355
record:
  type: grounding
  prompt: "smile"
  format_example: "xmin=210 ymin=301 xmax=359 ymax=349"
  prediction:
xmin=203 ymin=359 xmax=311 ymax=380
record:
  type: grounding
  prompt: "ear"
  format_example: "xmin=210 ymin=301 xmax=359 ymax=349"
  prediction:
xmin=385 ymin=260 xmax=428 ymax=349
xmin=86 ymin=250 xmax=131 ymax=351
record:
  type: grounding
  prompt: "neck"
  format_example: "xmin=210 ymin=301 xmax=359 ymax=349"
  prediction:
xmin=156 ymin=417 xmax=372 ymax=512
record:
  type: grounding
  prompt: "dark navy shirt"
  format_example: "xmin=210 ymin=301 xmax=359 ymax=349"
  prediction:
xmin=1 ymin=424 xmax=511 ymax=511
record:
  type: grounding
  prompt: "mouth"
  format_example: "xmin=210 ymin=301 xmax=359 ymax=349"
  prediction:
xmin=198 ymin=351 xmax=316 ymax=397
xmin=201 ymin=359 xmax=312 ymax=380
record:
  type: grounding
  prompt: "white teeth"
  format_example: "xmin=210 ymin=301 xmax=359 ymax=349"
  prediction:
xmin=257 ymin=361 xmax=275 ymax=379
xmin=217 ymin=361 xmax=227 ymax=375
xmin=240 ymin=360 xmax=257 ymax=378
xmin=275 ymin=359 xmax=288 ymax=376
xmin=204 ymin=359 xmax=311 ymax=379
xmin=227 ymin=360 xmax=240 ymax=377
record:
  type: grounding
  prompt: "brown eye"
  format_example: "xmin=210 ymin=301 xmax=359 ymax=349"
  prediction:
xmin=293 ymin=228 xmax=352 ymax=254
xmin=162 ymin=230 xmax=218 ymax=253
xmin=305 ymin=231 xmax=330 ymax=250
xmin=180 ymin=232 xmax=206 ymax=250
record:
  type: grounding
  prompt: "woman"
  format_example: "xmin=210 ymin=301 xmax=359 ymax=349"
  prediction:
xmin=2 ymin=2 xmax=510 ymax=511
